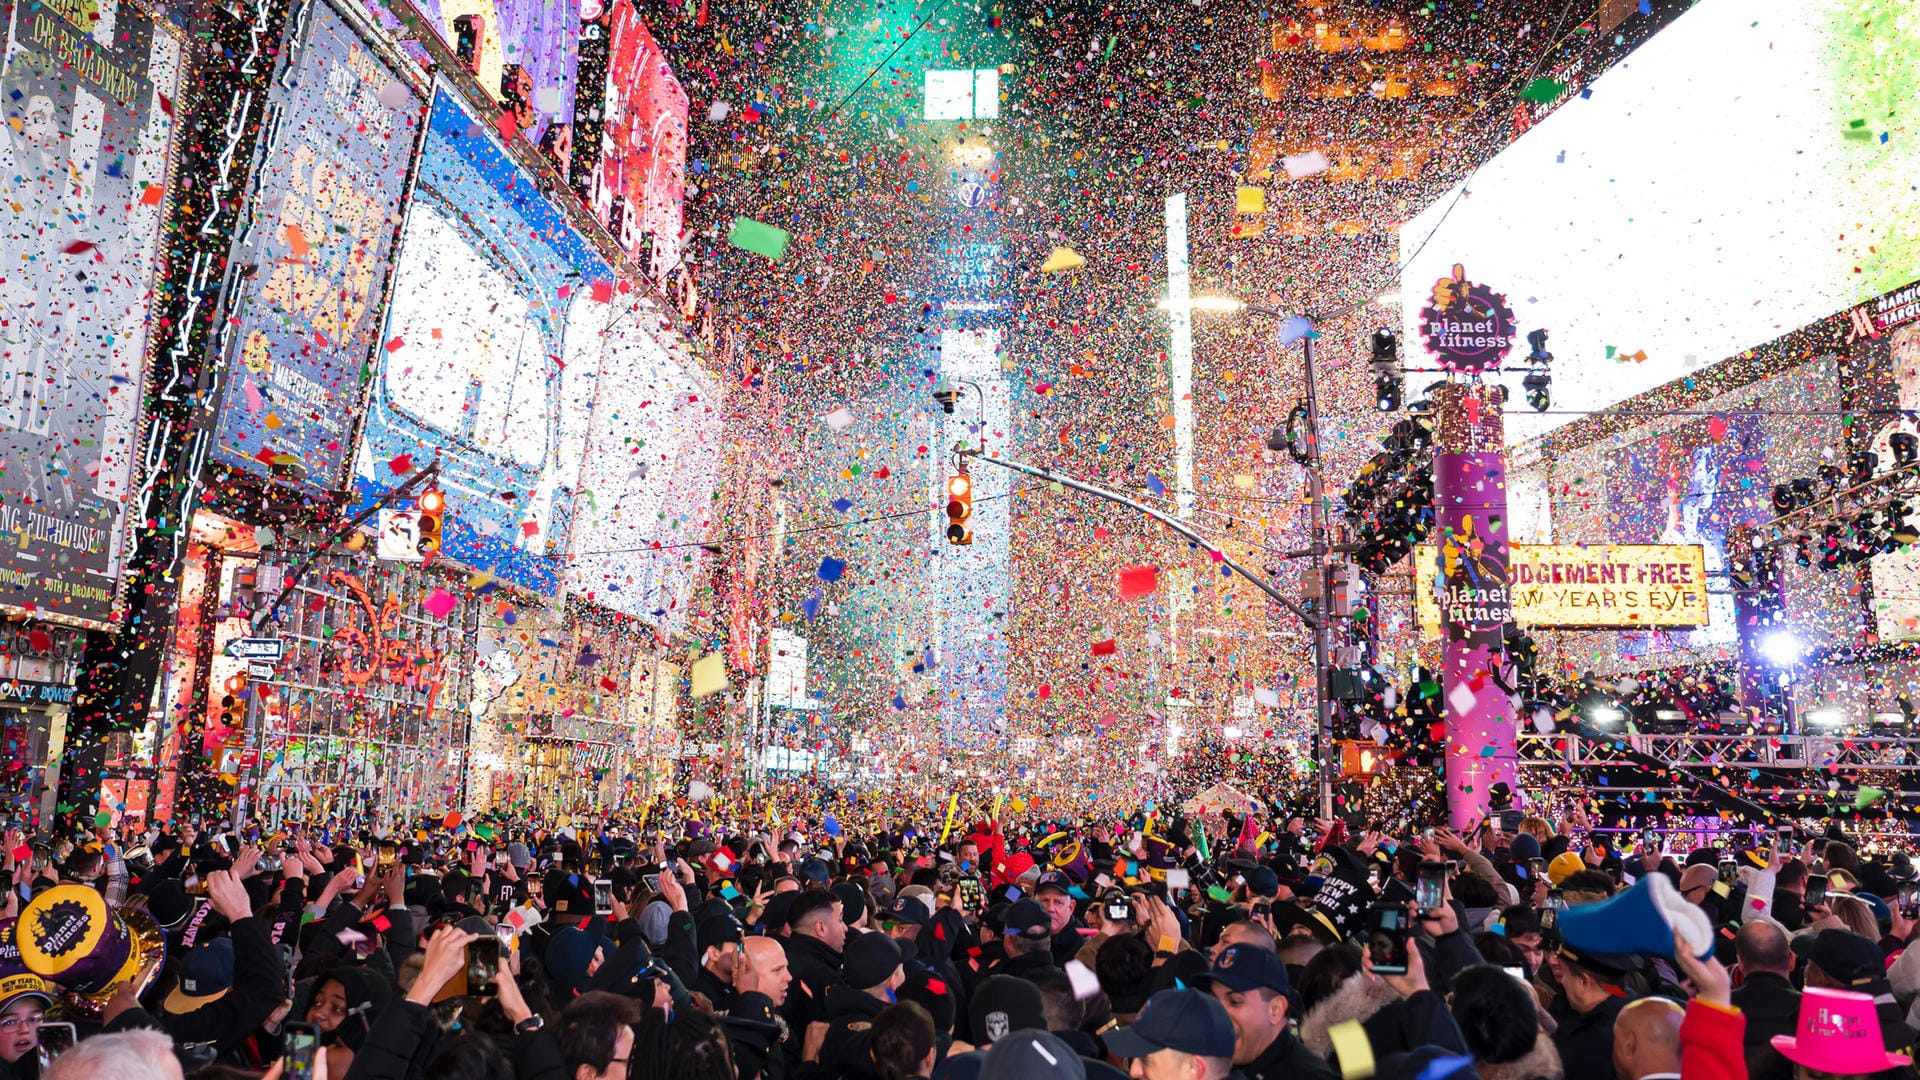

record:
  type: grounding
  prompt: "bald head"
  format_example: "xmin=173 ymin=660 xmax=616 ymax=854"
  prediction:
xmin=1612 ymin=998 xmax=1684 ymax=1080
xmin=1735 ymin=921 xmax=1793 ymax=977
xmin=743 ymin=936 xmax=792 ymax=1007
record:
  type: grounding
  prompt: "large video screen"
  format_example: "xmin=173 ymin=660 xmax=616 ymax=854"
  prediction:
xmin=1398 ymin=0 xmax=1920 ymax=445
xmin=353 ymin=84 xmax=612 ymax=595
xmin=0 ymin=0 xmax=183 ymax=627
xmin=560 ymin=291 xmax=719 ymax=633
xmin=209 ymin=0 xmax=423 ymax=493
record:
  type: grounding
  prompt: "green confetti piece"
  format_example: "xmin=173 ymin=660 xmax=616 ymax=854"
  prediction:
xmin=727 ymin=216 xmax=792 ymax=260
xmin=1520 ymin=77 xmax=1566 ymax=103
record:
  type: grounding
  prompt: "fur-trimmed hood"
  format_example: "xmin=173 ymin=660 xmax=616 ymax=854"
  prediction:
xmin=1477 ymin=1037 xmax=1565 ymax=1080
xmin=1301 ymin=976 xmax=1404 ymax=1058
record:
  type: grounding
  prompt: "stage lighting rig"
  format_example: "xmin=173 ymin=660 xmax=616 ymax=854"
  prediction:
xmin=1371 ymin=329 xmax=1401 ymax=413
xmin=1521 ymin=329 xmax=1552 ymax=413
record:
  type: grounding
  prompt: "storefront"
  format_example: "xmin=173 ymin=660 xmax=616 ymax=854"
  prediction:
xmin=0 ymin=625 xmax=84 ymax=828
xmin=149 ymin=510 xmax=478 ymax=826
xmin=465 ymin=595 xmax=676 ymax=818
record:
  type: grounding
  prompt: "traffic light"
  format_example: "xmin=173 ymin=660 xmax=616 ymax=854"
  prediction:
xmin=418 ymin=488 xmax=445 ymax=554
xmin=946 ymin=472 xmax=973 ymax=545
xmin=219 ymin=673 xmax=247 ymax=725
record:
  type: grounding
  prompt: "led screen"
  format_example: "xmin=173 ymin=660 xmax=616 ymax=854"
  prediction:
xmin=353 ymin=84 xmax=612 ymax=595
xmin=1399 ymin=0 xmax=1920 ymax=446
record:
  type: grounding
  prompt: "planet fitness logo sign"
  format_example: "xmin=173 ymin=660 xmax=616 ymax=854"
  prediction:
xmin=1419 ymin=264 xmax=1517 ymax=375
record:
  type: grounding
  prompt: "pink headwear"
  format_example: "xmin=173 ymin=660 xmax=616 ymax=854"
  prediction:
xmin=1771 ymin=987 xmax=1912 ymax=1075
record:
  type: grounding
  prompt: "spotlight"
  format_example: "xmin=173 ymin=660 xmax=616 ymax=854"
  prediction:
xmin=1893 ymin=432 xmax=1919 ymax=466
xmin=1522 ymin=367 xmax=1550 ymax=413
xmin=1890 ymin=500 xmax=1920 ymax=546
xmin=1376 ymin=374 xmax=1402 ymax=413
xmin=1526 ymin=328 xmax=1552 ymax=363
xmin=1757 ymin=629 xmax=1804 ymax=667
xmin=1803 ymin=707 xmax=1848 ymax=728
xmin=1850 ymin=451 xmax=1880 ymax=485
xmin=1792 ymin=477 xmax=1817 ymax=507
xmin=1371 ymin=329 xmax=1401 ymax=414
xmin=1818 ymin=464 xmax=1846 ymax=493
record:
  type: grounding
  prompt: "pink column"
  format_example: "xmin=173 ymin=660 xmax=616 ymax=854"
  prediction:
xmin=1431 ymin=383 xmax=1517 ymax=828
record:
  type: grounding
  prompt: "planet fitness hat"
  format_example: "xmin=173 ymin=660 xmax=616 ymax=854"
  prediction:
xmin=17 ymin=885 xmax=165 ymax=1019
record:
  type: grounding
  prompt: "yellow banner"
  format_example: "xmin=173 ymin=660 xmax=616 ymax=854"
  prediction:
xmin=1415 ymin=543 xmax=1708 ymax=637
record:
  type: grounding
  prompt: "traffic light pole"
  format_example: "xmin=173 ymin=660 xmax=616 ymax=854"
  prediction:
xmin=954 ymin=447 xmax=1335 ymax=816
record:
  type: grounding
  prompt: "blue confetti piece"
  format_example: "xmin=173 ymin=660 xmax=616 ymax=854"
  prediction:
xmin=830 ymin=497 xmax=854 ymax=513
xmin=818 ymin=557 xmax=846 ymax=581
xmin=1638 ymin=0 xmax=1650 ymax=11
xmin=1146 ymin=474 xmax=1165 ymax=496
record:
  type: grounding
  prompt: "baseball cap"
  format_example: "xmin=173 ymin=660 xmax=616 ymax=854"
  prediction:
xmin=883 ymin=895 xmax=929 ymax=926
xmin=1104 ymin=987 xmax=1237 ymax=1060
xmin=1003 ymin=899 xmax=1051 ymax=940
xmin=1194 ymin=943 xmax=1291 ymax=995
xmin=164 ymin=938 xmax=235 ymax=1013
xmin=1034 ymin=870 xmax=1073 ymax=897
xmin=1798 ymin=929 xmax=1886 ymax=988
xmin=970 ymin=975 xmax=1047 ymax=1044
xmin=980 ymin=1030 xmax=1087 ymax=1080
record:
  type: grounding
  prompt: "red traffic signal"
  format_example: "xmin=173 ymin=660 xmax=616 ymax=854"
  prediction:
xmin=946 ymin=474 xmax=972 ymax=546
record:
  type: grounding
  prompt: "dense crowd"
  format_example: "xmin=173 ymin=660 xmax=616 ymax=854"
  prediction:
xmin=1 ymin=796 xmax=1915 ymax=1080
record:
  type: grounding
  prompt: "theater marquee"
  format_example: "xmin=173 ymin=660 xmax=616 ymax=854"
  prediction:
xmin=1416 ymin=544 xmax=1709 ymax=638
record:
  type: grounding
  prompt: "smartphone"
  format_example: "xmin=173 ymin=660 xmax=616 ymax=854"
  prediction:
xmin=283 ymin=1021 xmax=321 ymax=1080
xmin=1776 ymin=827 xmax=1794 ymax=853
xmin=1416 ymin=860 xmax=1447 ymax=912
xmin=956 ymin=875 xmax=984 ymax=912
xmin=1900 ymin=882 xmax=1920 ymax=920
xmin=1502 ymin=966 xmax=1528 ymax=983
xmin=466 ymin=937 xmax=500 ymax=997
xmin=1527 ymin=857 xmax=1545 ymax=880
xmin=36 ymin=1022 xmax=76 ymax=1065
xmin=641 ymin=872 xmax=660 ymax=893
xmin=1367 ymin=905 xmax=1410 ymax=975
xmin=1538 ymin=905 xmax=1559 ymax=940
xmin=1806 ymin=874 xmax=1829 ymax=908
xmin=593 ymin=878 xmax=614 ymax=916
xmin=1251 ymin=901 xmax=1271 ymax=917
xmin=1717 ymin=858 xmax=1739 ymax=885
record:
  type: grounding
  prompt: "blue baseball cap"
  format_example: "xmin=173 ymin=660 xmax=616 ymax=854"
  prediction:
xmin=1103 ymin=987 xmax=1237 ymax=1060
xmin=1196 ymin=943 xmax=1291 ymax=995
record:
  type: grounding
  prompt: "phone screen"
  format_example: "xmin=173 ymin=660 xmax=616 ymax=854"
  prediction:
xmin=1415 ymin=861 xmax=1447 ymax=912
xmin=1367 ymin=906 xmax=1409 ymax=975
xmin=1900 ymin=883 xmax=1920 ymax=919
xmin=36 ymin=1022 xmax=76 ymax=1064
xmin=642 ymin=872 xmax=660 ymax=893
xmin=466 ymin=937 xmax=500 ymax=996
xmin=1717 ymin=859 xmax=1738 ymax=884
xmin=1805 ymin=874 xmax=1829 ymax=908
xmin=1527 ymin=857 xmax=1545 ymax=880
xmin=283 ymin=1022 xmax=321 ymax=1080
xmin=957 ymin=876 xmax=984 ymax=911
xmin=593 ymin=878 xmax=614 ymax=915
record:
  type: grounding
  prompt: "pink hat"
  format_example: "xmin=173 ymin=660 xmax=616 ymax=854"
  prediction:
xmin=1771 ymin=987 xmax=1913 ymax=1074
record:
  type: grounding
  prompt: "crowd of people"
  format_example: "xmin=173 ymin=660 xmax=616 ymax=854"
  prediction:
xmin=1 ymin=798 xmax=1916 ymax=1080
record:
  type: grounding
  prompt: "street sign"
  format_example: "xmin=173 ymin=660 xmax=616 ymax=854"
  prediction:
xmin=224 ymin=637 xmax=283 ymax=662
xmin=247 ymin=662 xmax=277 ymax=680
xmin=377 ymin=508 xmax=424 ymax=562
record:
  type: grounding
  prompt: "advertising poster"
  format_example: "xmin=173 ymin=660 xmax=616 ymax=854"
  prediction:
xmin=575 ymin=0 xmax=686 ymax=273
xmin=560 ymin=290 xmax=720 ymax=634
xmin=1415 ymin=544 xmax=1710 ymax=638
xmin=0 ymin=0 xmax=183 ymax=627
xmin=1605 ymin=413 xmax=1771 ymax=655
xmin=209 ymin=0 xmax=423 ymax=493
xmin=353 ymin=84 xmax=612 ymax=596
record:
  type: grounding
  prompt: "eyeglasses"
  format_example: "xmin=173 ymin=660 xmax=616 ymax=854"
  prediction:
xmin=0 ymin=1012 xmax=45 ymax=1031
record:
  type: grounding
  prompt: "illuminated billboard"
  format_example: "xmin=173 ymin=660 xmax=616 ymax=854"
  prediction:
xmin=1399 ymin=0 xmax=1920 ymax=446
xmin=210 ymin=0 xmax=423 ymax=493
xmin=0 ymin=0 xmax=183 ymax=628
xmin=352 ymin=84 xmax=612 ymax=595
xmin=572 ymin=0 xmax=687 ymax=273
xmin=559 ymin=290 xmax=721 ymax=633
xmin=1415 ymin=544 xmax=1710 ymax=639
xmin=364 ymin=0 xmax=579 ymax=146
